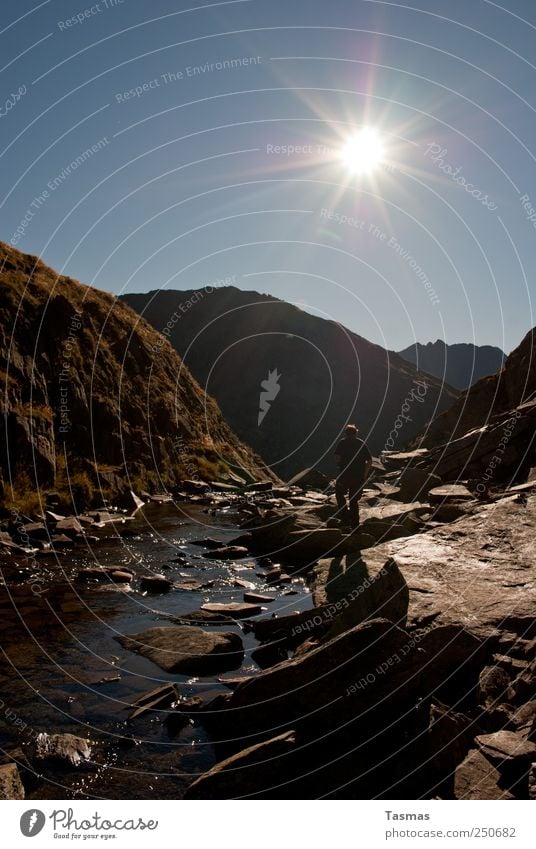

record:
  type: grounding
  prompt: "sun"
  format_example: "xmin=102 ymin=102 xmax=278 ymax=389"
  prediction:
xmin=340 ymin=128 xmax=385 ymax=175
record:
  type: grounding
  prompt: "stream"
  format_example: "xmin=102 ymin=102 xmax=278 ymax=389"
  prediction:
xmin=0 ymin=501 xmax=313 ymax=799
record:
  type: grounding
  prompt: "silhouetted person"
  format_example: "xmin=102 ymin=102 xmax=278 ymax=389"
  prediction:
xmin=335 ymin=424 xmax=372 ymax=530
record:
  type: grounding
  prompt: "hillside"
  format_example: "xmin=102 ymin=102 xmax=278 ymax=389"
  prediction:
xmin=397 ymin=339 xmax=506 ymax=390
xmin=419 ymin=326 xmax=536 ymax=449
xmin=0 ymin=244 xmax=273 ymax=511
xmin=122 ymin=287 xmax=459 ymax=477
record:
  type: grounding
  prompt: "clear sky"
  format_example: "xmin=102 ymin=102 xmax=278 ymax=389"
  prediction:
xmin=2 ymin=0 xmax=536 ymax=353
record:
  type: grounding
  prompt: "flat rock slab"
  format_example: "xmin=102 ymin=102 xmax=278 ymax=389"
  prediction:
xmin=117 ymin=626 xmax=244 ymax=674
xmin=475 ymin=731 xmax=536 ymax=763
xmin=358 ymin=496 xmax=536 ymax=639
xmin=201 ymin=602 xmax=263 ymax=618
xmin=429 ymin=485 xmax=475 ymax=502
xmin=184 ymin=731 xmax=296 ymax=799
xmin=204 ymin=546 xmax=249 ymax=560
xmin=244 ymin=592 xmax=275 ymax=604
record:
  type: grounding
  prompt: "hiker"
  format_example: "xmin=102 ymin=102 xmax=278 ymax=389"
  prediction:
xmin=334 ymin=424 xmax=372 ymax=529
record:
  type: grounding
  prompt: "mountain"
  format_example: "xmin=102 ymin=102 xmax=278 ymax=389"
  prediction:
xmin=403 ymin=326 xmax=536 ymax=486
xmin=122 ymin=287 xmax=459 ymax=478
xmin=0 ymin=244 xmax=273 ymax=512
xmin=397 ymin=340 xmax=506 ymax=390
xmin=419 ymin=326 xmax=536 ymax=450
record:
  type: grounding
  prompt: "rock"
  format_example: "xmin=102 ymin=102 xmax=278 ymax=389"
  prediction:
xmin=184 ymin=731 xmax=296 ymax=799
xmin=418 ymin=625 xmax=487 ymax=702
xmin=530 ymin=763 xmax=536 ymax=799
xmin=35 ymin=732 xmax=91 ymax=766
xmin=244 ymin=592 xmax=275 ymax=604
xmin=312 ymin=556 xmax=409 ymax=638
xmin=50 ymin=534 xmax=73 ymax=547
xmin=127 ymin=683 xmax=180 ymax=720
xmin=20 ymin=521 xmax=48 ymax=540
xmin=252 ymin=643 xmax=289 ymax=669
xmin=181 ymin=480 xmax=210 ymax=493
xmin=246 ymin=480 xmax=273 ymax=492
xmin=287 ymin=468 xmax=329 ymax=490
xmin=76 ymin=567 xmax=110 ymax=582
xmin=139 ymin=574 xmax=172 ymax=593
xmin=55 ymin=517 xmax=83 ymax=537
xmin=475 ymin=731 xmax=536 ymax=763
xmin=394 ymin=468 xmax=442 ymax=502
xmin=428 ymin=485 xmax=475 ymax=503
xmin=454 ymin=749 xmax=513 ymax=799
xmin=264 ymin=566 xmax=283 ymax=583
xmin=0 ymin=763 xmax=25 ymax=799
xmin=283 ymin=528 xmax=362 ymax=562
xmin=233 ymin=578 xmax=256 ymax=590
xmin=200 ymin=602 xmax=263 ymax=619
xmin=478 ymin=665 xmax=511 ymax=709
xmin=357 ymin=496 xmax=536 ymax=642
xmin=510 ymin=701 xmax=536 ymax=737
xmin=507 ymin=658 xmax=536 ymax=704
xmin=203 ymin=619 xmax=426 ymax=742
xmin=204 ymin=546 xmax=249 ymax=560
xmin=117 ymin=626 xmax=244 ymax=674
xmin=191 ymin=537 xmax=227 ymax=548
xmin=175 ymin=579 xmax=205 ymax=591
xmin=426 ymin=702 xmax=476 ymax=774
xmin=109 ymin=570 xmax=133 ymax=583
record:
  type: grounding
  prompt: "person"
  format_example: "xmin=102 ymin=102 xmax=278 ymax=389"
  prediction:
xmin=334 ymin=424 xmax=372 ymax=530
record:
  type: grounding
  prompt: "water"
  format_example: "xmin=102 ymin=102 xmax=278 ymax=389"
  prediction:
xmin=0 ymin=502 xmax=313 ymax=799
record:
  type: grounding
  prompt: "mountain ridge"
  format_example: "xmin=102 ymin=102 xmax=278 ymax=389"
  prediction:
xmin=122 ymin=286 xmax=460 ymax=477
xmin=397 ymin=339 xmax=506 ymax=390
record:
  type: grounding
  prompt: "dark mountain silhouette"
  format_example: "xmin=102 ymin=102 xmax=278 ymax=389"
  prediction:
xmin=397 ymin=339 xmax=506 ymax=390
xmin=418 ymin=326 xmax=536 ymax=451
xmin=0 ymin=244 xmax=273 ymax=511
xmin=122 ymin=287 xmax=459 ymax=478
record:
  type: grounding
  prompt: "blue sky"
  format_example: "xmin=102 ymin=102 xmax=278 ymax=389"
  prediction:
xmin=2 ymin=0 xmax=536 ymax=352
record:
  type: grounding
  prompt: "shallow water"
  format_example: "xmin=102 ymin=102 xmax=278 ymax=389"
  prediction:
xmin=0 ymin=502 xmax=313 ymax=799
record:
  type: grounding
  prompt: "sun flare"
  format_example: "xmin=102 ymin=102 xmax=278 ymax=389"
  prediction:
xmin=340 ymin=128 xmax=385 ymax=175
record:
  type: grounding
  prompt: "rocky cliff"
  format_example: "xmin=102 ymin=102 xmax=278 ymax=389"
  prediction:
xmin=0 ymin=243 xmax=273 ymax=511
xmin=397 ymin=339 xmax=506 ymax=390
xmin=122 ymin=287 xmax=459 ymax=478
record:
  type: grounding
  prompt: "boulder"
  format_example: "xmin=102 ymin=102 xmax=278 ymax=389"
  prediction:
xmin=203 ymin=619 xmax=426 ymax=743
xmin=394 ymin=468 xmax=442 ymax=502
xmin=478 ymin=665 xmax=512 ymax=709
xmin=426 ymin=702 xmax=476 ymax=774
xmin=312 ymin=555 xmax=409 ymax=637
xmin=507 ymin=658 xmax=536 ymax=704
xmin=184 ymin=731 xmax=296 ymax=799
xmin=139 ymin=574 xmax=172 ymax=593
xmin=418 ymin=625 xmax=487 ymax=703
xmin=35 ymin=732 xmax=91 ymax=766
xmin=0 ymin=763 xmax=25 ymax=799
xmin=357 ymin=496 xmax=536 ymax=642
xmin=454 ymin=749 xmax=513 ymax=799
xmin=117 ymin=626 xmax=244 ymax=674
